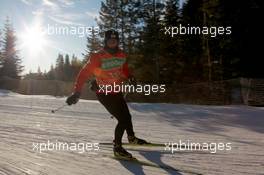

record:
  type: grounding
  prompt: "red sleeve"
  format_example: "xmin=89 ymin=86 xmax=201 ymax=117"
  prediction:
xmin=74 ymin=54 xmax=99 ymax=93
xmin=123 ymin=61 xmax=131 ymax=78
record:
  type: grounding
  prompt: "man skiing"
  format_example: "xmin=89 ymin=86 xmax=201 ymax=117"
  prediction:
xmin=66 ymin=30 xmax=148 ymax=159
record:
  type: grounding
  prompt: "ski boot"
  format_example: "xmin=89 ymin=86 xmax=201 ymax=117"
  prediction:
xmin=113 ymin=142 xmax=133 ymax=159
xmin=128 ymin=136 xmax=149 ymax=145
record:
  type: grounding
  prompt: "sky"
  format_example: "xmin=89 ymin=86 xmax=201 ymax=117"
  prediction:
xmin=0 ymin=0 xmax=184 ymax=74
xmin=0 ymin=0 xmax=101 ymax=74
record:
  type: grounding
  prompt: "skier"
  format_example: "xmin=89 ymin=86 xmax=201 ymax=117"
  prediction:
xmin=66 ymin=30 xmax=148 ymax=158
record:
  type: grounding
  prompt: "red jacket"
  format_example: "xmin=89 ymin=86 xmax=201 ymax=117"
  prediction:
xmin=74 ymin=49 xmax=131 ymax=93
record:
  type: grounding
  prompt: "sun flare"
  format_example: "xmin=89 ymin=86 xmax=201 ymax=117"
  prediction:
xmin=20 ymin=24 xmax=47 ymax=55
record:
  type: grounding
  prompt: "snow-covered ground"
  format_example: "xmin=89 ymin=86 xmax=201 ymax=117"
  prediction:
xmin=0 ymin=89 xmax=263 ymax=175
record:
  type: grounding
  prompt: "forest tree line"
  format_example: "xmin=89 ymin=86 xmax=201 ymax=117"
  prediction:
xmin=0 ymin=0 xmax=263 ymax=85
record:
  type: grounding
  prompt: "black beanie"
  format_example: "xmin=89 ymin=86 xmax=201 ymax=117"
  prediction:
xmin=104 ymin=30 xmax=119 ymax=43
xmin=104 ymin=30 xmax=119 ymax=54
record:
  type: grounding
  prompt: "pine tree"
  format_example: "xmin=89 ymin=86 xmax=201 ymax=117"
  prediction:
xmin=160 ymin=0 xmax=183 ymax=84
xmin=55 ymin=54 xmax=64 ymax=80
xmin=137 ymin=0 xmax=165 ymax=83
xmin=98 ymin=0 xmax=120 ymax=31
xmin=37 ymin=66 xmax=41 ymax=74
xmin=64 ymin=54 xmax=72 ymax=81
xmin=71 ymin=54 xmax=82 ymax=80
xmin=98 ymin=0 xmax=130 ymax=50
xmin=120 ymin=0 xmax=143 ymax=53
xmin=0 ymin=18 xmax=23 ymax=79
xmin=46 ymin=64 xmax=56 ymax=80
xmin=181 ymin=0 xmax=205 ymax=82
xmin=83 ymin=29 xmax=101 ymax=64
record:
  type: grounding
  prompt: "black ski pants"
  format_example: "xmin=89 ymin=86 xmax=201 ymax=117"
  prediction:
xmin=96 ymin=92 xmax=134 ymax=145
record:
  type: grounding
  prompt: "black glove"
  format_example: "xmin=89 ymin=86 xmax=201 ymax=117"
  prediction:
xmin=128 ymin=76 xmax=137 ymax=86
xmin=66 ymin=92 xmax=80 ymax=105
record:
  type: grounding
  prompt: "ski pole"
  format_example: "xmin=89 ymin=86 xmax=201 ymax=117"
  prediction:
xmin=51 ymin=104 xmax=67 ymax=113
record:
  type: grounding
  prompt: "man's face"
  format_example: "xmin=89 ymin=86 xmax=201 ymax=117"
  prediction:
xmin=106 ymin=38 xmax=118 ymax=48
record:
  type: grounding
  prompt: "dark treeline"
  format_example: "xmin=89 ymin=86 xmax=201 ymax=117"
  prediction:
xmin=1 ymin=0 xmax=263 ymax=85
xmin=97 ymin=0 xmax=264 ymax=84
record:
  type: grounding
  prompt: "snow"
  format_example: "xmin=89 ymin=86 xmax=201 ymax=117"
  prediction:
xmin=0 ymin=89 xmax=263 ymax=175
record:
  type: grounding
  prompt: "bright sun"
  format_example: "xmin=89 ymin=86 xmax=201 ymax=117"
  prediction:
xmin=20 ymin=24 xmax=47 ymax=55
